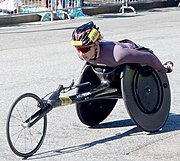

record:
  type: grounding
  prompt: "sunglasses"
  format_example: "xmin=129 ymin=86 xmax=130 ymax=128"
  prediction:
xmin=76 ymin=45 xmax=94 ymax=53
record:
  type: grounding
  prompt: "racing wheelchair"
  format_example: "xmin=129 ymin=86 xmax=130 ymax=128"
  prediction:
xmin=6 ymin=63 xmax=171 ymax=158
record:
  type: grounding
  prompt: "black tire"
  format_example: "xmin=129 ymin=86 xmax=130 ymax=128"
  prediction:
xmin=6 ymin=93 xmax=47 ymax=158
xmin=121 ymin=65 xmax=171 ymax=132
xmin=76 ymin=64 xmax=118 ymax=126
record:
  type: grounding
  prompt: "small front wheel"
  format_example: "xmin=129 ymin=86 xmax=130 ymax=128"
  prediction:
xmin=6 ymin=93 xmax=47 ymax=158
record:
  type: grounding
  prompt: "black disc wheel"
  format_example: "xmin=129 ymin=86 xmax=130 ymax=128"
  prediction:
xmin=121 ymin=65 xmax=171 ymax=132
xmin=6 ymin=93 xmax=47 ymax=158
xmin=76 ymin=64 xmax=118 ymax=126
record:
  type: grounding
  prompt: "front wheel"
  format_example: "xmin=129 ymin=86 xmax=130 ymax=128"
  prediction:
xmin=6 ymin=93 xmax=47 ymax=158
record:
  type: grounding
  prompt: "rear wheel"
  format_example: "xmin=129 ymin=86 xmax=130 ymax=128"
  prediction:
xmin=122 ymin=65 xmax=171 ymax=132
xmin=76 ymin=64 xmax=118 ymax=126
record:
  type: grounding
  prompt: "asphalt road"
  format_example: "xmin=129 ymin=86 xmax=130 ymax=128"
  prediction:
xmin=0 ymin=7 xmax=180 ymax=161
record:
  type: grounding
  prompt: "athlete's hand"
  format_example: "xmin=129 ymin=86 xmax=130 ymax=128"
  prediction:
xmin=164 ymin=61 xmax=174 ymax=73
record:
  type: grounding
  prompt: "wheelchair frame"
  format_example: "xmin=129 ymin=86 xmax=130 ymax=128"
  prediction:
xmin=6 ymin=63 xmax=171 ymax=158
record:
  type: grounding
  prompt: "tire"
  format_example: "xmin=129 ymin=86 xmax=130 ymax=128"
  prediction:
xmin=6 ymin=93 xmax=47 ymax=158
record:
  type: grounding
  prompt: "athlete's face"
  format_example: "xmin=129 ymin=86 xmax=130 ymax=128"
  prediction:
xmin=75 ymin=41 xmax=100 ymax=61
xmin=75 ymin=44 xmax=96 ymax=61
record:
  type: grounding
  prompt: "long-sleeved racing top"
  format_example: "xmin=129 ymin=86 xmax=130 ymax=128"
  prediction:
xmin=88 ymin=40 xmax=166 ymax=73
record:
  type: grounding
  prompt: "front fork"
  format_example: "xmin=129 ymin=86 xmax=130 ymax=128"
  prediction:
xmin=24 ymin=102 xmax=52 ymax=128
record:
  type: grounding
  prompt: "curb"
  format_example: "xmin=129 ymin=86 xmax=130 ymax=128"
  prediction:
xmin=0 ymin=13 xmax=41 ymax=26
xmin=0 ymin=0 xmax=179 ymax=26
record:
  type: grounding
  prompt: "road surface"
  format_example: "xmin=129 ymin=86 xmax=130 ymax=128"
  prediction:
xmin=0 ymin=7 xmax=180 ymax=161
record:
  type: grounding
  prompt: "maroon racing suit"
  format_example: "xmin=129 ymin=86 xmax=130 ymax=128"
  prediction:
xmin=88 ymin=40 xmax=166 ymax=73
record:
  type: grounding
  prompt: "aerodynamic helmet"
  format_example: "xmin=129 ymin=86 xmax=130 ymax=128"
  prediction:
xmin=71 ymin=21 xmax=102 ymax=47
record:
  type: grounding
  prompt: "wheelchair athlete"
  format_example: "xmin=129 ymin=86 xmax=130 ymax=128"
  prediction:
xmin=71 ymin=21 xmax=173 ymax=73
